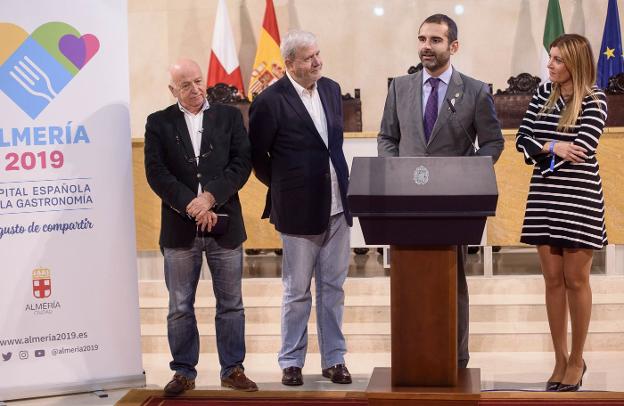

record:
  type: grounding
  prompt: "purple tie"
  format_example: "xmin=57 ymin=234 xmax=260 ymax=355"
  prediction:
xmin=423 ymin=77 xmax=440 ymax=143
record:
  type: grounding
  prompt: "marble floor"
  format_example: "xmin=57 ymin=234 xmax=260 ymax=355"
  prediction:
xmin=5 ymin=351 xmax=624 ymax=405
xmin=4 ymin=248 xmax=622 ymax=405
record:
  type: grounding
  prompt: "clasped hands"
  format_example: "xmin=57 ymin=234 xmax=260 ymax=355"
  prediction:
xmin=547 ymin=141 xmax=588 ymax=163
xmin=186 ymin=192 xmax=218 ymax=232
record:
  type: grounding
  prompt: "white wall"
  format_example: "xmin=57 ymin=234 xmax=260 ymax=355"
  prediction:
xmin=128 ymin=0 xmax=613 ymax=136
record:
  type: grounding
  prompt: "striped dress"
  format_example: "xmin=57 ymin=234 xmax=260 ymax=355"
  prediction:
xmin=515 ymin=83 xmax=608 ymax=249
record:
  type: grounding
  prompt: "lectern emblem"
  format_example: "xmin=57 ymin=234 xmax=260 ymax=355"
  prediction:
xmin=413 ymin=165 xmax=429 ymax=185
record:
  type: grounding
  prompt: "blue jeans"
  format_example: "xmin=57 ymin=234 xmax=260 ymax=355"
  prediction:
xmin=279 ymin=213 xmax=350 ymax=370
xmin=163 ymin=237 xmax=245 ymax=379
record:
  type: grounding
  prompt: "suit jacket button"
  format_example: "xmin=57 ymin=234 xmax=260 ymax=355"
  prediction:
xmin=197 ymin=173 xmax=202 ymax=179
xmin=325 ymin=172 xmax=330 ymax=179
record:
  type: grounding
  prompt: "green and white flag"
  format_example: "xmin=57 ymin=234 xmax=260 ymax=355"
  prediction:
xmin=541 ymin=0 xmax=565 ymax=82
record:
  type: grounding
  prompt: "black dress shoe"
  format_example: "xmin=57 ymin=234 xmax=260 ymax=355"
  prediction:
xmin=545 ymin=381 xmax=560 ymax=391
xmin=282 ymin=366 xmax=303 ymax=386
xmin=164 ymin=373 xmax=195 ymax=396
xmin=558 ymin=360 xmax=587 ymax=392
xmin=322 ymin=364 xmax=352 ymax=384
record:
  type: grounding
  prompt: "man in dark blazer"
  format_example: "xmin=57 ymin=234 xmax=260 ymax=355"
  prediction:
xmin=378 ymin=15 xmax=504 ymax=369
xmin=249 ymin=30 xmax=353 ymax=386
xmin=144 ymin=58 xmax=257 ymax=395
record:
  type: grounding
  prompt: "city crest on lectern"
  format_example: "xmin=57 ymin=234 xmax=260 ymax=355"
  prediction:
xmin=413 ymin=165 xmax=429 ymax=185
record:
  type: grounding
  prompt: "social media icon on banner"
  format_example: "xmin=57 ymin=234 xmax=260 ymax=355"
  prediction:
xmin=34 ymin=349 xmax=45 ymax=357
xmin=18 ymin=350 xmax=28 ymax=360
xmin=0 ymin=22 xmax=100 ymax=119
xmin=1 ymin=352 xmax=11 ymax=361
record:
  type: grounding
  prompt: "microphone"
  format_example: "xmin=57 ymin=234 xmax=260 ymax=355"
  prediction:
xmin=446 ymin=98 xmax=478 ymax=153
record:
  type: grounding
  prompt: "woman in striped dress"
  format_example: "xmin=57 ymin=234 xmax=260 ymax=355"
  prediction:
xmin=516 ymin=34 xmax=607 ymax=392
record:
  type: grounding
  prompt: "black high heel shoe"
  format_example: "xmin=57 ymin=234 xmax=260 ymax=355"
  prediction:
xmin=557 ymin=360 xmax=587 ymax=392
xmin=545 ymin=380 xmax=560 ymax=391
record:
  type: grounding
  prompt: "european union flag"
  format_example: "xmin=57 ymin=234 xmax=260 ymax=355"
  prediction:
xmin=597 ymin=0 xmax=624 ymax=89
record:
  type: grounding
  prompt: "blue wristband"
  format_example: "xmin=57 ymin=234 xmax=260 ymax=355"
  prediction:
xmin=549 ymin=141 xmax=557 ymax=171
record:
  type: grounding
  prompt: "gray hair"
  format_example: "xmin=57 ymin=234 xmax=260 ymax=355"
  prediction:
xmin=280 ymin=30 xmax=317 ymax=61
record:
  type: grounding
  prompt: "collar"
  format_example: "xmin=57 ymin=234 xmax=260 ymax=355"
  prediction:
xmin=177 ymin=98 xmax=210 ymax=116
xmin=422 ymin=64 xmax=453 ymax=86
xmin=286 ymin=71 xmax=317 ymax=97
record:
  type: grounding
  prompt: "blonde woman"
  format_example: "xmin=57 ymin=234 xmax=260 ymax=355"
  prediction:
xmin=515 ymin=34 xmax=607 ymax=392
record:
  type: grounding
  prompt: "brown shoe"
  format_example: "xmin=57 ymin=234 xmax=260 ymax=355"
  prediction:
xmin=164 ymin=373 xmax=195 ymax=396
xmin=322 ymin=364 xmax=352 ymax=384
xmin=221 ymin=366 xmax=258 ymax=392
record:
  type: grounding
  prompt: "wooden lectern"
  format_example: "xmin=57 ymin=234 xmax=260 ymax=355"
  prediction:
xmin=348 ymin=156 xmax=498 ymax=405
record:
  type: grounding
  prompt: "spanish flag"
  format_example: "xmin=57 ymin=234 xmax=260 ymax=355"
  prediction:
xmin=247 ymin=0 xmax=284 ymax=100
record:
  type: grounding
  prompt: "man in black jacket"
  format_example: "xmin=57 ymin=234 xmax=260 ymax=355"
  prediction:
xmin=249 ymin=31 xmax=352 ymax=387
xmin=144 ymin=58 xmax=256 ymax=394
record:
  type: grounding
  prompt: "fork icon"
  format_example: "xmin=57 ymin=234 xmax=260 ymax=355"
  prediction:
xmin=9 ymin=55 xmax=58 ymax=102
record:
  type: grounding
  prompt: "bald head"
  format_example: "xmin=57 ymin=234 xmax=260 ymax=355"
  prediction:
xmin=168 ymin=58 xmax=206 ymax=114
xmin=169 ymin=58 xmax=202 ymax=84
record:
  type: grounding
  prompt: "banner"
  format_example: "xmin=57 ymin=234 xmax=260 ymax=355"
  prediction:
xmin=0 ymin=0 xmax=144 ymax=400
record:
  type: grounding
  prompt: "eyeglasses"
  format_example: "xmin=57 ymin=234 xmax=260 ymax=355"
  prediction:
xmin=175 ymin=134 xmax=213 ymax=164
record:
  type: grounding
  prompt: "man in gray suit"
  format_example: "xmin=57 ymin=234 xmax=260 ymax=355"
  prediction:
xmin=378 ymin=14 xmax=504 ymax=368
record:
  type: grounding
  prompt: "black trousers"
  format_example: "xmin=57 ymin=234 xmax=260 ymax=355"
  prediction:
xmin=457 ymin=245 xmax=470 ymax=368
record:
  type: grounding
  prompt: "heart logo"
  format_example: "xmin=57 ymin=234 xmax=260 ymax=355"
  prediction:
xmin=59 ymin=34 xmax=100 ymax=69
xmin=0 ymin=22 xmax=100 ymax=119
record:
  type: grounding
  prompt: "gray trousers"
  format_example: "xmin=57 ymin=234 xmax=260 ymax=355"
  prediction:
xmin=278 ymin=214 xmax=350 ymax=370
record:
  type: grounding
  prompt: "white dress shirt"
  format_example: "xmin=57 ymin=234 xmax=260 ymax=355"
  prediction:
xmin=286 ymin=72 xmax=343 ymax=216
xmin=178 ymin=99 xmax=210 ymax=195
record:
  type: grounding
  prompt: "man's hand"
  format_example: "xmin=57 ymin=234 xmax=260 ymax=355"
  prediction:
xmin=196 ymin=210 xmax=218 ymax=232
xmin=186 ymin=192 xmax=216 ymax=218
